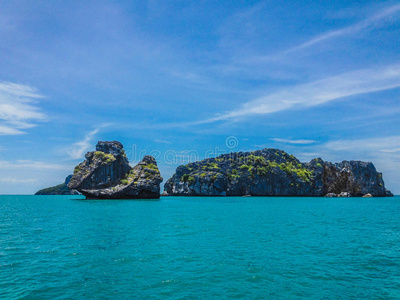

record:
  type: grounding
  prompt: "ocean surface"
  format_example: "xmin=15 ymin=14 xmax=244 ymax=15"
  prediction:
xmin=0 ymin=195 xmax=399 ymax=299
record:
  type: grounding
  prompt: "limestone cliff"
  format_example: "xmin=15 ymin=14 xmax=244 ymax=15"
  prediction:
xmin=68 ymin=141 xmax=163 ymax=199
xmin=164 ymin=149 xmax=392 ymax=197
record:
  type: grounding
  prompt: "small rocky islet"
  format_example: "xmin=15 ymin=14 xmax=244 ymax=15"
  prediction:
xmin=36 ymin=141 xmax=393 ymax=198
xmin=67 ymin=141 xmax=163 ymax=199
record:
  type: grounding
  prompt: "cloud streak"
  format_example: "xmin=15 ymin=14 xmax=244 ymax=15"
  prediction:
xmin=0 ymin=178 xmax=38 ymax=184
xmin=67 ymin=124 xmax=110 ymax=159
xmin=271 ymin=138 xmax=316 ymax=145
xmin=246 ymin=4 xmax=400 ymax=63
xmin=198 ymin=63 xmax=400 ymax=123
xmin=284 ymin=4 xmax=400 ymax=55
xmin=155 ymin=139 xmax=172 ymax=144
xmin=0 ymin=81 xmax=47 ymax=135
xmin=322 ymin=135 xmax=400 ymax=154
xmin=0 ymin=160 xmax=71 ymax=170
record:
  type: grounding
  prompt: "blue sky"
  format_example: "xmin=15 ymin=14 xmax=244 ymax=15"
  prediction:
xmin=0 ymin=0 xmax=399 ymax=194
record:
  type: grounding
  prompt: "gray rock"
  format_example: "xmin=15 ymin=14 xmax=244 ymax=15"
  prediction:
xmin=322 ymin=161 xmax=387 ymax=197
xmin=338 ymin=192 xmax=351 ymax=197
xmin=96 ymin=141 xmax=125 ymax=156
xmin=165 ymin=148 xmax=392 ymax=197
xmin=385 ymin=190 xmax=394 ymax=197
xmin=362 ymin=193 xmax=373 ymax=198
xmin=325 ymin=193 xmax=337 ymax=197
xmin=68 ymin=141 xmax=162 ymax=199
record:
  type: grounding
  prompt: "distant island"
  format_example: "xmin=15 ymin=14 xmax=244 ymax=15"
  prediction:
xmin=164 ymin=148 xmax=393 ymax=197
xmin=36 ymin=141 xmax=392 ymax=198
xmin=35 ymin=175 xmax=80 ymax=195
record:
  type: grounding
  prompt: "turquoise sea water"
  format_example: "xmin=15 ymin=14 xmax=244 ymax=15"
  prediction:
xmin=0 ymin=195 xmax=399 ymax=299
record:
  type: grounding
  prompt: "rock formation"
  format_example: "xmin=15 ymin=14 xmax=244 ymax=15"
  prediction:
xmin=35 ymin=175 xmax=80 ymax=195
xmin=164 ymin=148 xmax=392 ymax=197
xmin=322 ymin=160 xmax=392 ymax=197
xmin=68 ymin=141 xmax=163 ymax=199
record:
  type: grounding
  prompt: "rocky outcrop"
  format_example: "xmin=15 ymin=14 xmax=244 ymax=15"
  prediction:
xmin=322 ymin=161 xmax=392 ymax=197
xmin=164 ymin=148 xmax=392 ymax=197
xmin=324 ymin=192 xmax=352 ymax=198
xmin=35 ymin=175 xmax=80 ymax=195
xmin=68 ymin=141 xmax=163 ymax=199
xmin=363 ymin=193 xmax=373 ymax=198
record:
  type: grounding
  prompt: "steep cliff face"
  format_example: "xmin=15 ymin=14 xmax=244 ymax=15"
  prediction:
xmin=164 ymin=149 xmax=392 ymax=197
xmin=35 ymin=175 xmax=80 ymax=195
xmin=322 ymin=161 xmax=391 ymax=197
xmin=68 ymin=141 xmax=163 ymax=199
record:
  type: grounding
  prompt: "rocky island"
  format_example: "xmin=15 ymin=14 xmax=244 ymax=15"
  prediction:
xmin=35 ymin=175 xmax=80 ymax=195
xmin=68 ymin=141 xmax=163 ymax=199
xmin=164 ymin=149 xmax=392 ymax=197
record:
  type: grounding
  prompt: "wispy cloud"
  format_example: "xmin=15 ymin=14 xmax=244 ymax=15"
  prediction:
xmin=197 ymin=63 xmax=400 ymax=123
xmin=67 ymin=128 xmax=100 ymax=159
xmin=322 ymin=135 xmax=400 ymax=154
xmin=249 ymin=4 xmax=400 ymax=62
xmin=287 ymin=4 xmax=400 ymax=54
xmin=271 ymin=138 xmax=316 ymax=145
xmin=0 ymin=82 xmax=47 ymax=135
xmin=155 ymin=139 xmax=172 ymax=144
xmin=379 ymin=148 xmax=400 ymax=153
xmin=0 ymin=125 xmax=24 ymax=135
xmin=66 ymin=124 xmax=110 ymax=159
xmin=0 ymin=160 xmax=71 ymax=170
xmin=214 ymin=3 xmax=400 ymax=85
xmin=0 ymin=178 xmax=38 ymax=184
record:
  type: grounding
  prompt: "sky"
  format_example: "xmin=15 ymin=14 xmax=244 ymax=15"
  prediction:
xmin=0 ymin=0 xmax=399 ymax=194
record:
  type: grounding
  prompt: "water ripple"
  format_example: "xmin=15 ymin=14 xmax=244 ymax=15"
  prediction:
xmin=0 ymin=195 xmax=399 ymax=299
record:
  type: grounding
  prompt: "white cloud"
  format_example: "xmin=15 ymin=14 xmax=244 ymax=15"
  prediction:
xmin=67 ymin=128 xmax=100 ymax=159
xmin=0 ymin=81 xmax=47 ymax=135
xmin=271 ymin=138 xmax=316 ymax=145
xmin=0 ymin=125 xmax=25 ymax=135
xmin=379 ymin=148 xmax=400 ymax=153
xmin=247 ymin=4 xmax=400 ymax=63
xmin=198 ymin=63 xmax=400 ymax=123
xmin=322 ymin=136 xmax=400 ymax=153
xmin=216 ymin=3 xmax=400 ymax=84
xmin=0 ymin=160 xmax=71 ymax=170
xmin=284 ymin=4 xmax=400 ymax=55
xmin=0 ymin=81 xmax=44 ymax=98
xmin=0 ymin=178 xmax=38 ymax=184
xmin=155 ymin=139 xmax=172 ymax=144
xmin=67 ymin=124 xmax=110 ymax=159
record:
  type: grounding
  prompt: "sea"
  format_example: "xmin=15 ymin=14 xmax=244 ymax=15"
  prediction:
xmin=0 ymin=195 xmax=399 ymax=299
